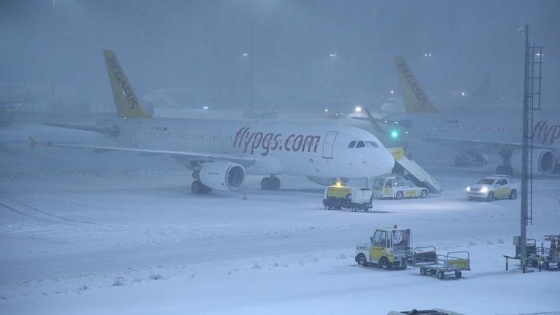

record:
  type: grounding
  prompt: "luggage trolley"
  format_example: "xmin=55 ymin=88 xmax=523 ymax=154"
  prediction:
xmin=412 ymin=246 xmax=471 ymax=279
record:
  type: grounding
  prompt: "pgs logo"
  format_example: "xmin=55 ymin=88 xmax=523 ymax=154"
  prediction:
xmin=397 ymin=62 xmax=430 ymax=109
xmin=106 ymin=56 xmax=139 ymax=110
xmin=233 ymin=127 xmax=321 ymax=156
xmin=533 ymin=120 xmax=560 ymax=145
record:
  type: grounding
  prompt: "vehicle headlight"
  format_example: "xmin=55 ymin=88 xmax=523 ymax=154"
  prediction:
xmin=466 ymin=187 xmax=471 ymax=192
xmin=481 ymin=187 xmax=488 ymax=193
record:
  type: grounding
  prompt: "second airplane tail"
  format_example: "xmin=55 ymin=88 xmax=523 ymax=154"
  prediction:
xmin=394 ymin=56 xmax=439 ymax=113
xmin=103 ymin=50 xmax=152 ymax=119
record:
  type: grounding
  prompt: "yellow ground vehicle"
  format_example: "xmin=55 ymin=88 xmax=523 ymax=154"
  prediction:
xmin=372 ymin=176 xmax=429 ymax=199
xmin=466 ymin=175 xmax=517 ymax=201
xmin=355 ymin=226 xmax=412 ymax=269
xmin=322 ymin=185 xmax=373 ymax=212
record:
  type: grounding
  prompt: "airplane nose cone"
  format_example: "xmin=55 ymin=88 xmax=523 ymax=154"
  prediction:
xmin=370 ymin=148 xmax=395 ymax=176
xmin=382 ymin=148 xmax=396 ymax=173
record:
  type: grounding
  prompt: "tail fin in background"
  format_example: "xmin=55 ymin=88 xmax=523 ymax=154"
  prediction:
xmin=103 ymin=50 xmax=152 ymax=119
xmin=394 ymin=56 xmax=439 ymax=113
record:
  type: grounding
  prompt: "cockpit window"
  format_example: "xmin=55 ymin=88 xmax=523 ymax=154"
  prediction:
xmin=350 ymin=140 xmax=379 ymax=149
xmin=365 ymin=141 xmax=379 ymax=148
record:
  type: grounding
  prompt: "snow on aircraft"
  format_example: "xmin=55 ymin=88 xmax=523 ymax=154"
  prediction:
xmin=366 ymin=56 xmax=560 ymax=176
xmin=34 ymin=50 xmax=395 ymax=194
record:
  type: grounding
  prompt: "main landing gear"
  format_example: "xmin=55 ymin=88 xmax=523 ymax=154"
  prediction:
xmin=261 ymin=176 xmax=281 ymax=191
xmin=191 ymin=170 xmax=211 ymax=194
xmin=191 ymin=180 xmax=211 ymax=194
xmin=496 ymin=149 xmax=514 ymax=176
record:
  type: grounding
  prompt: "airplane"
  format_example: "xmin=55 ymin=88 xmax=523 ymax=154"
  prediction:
xmin=35 ymin=50 xmax=395 ymax=194
xmin=366 ymin=56 xmax=560 ymax=176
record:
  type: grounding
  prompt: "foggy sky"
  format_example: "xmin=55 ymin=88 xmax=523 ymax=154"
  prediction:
xmin=1 ymin=0 xmax=559 ymax=113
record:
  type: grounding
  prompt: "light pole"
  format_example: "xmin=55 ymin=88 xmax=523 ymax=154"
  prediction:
xmin=519 ymin=24 xmax=530 ymax=272
xmin=246 ymin=0 xmax=255 ymax=119
xmin=329 ymin=51 xmax=338 ymax=111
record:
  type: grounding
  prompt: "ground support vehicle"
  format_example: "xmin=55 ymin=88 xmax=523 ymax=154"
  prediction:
xmin=355 ymin=226 xmax=412 ymax=269
xmin=411 ymin=246 xmax=470 ymax=279
xmin=503 ymin=235 xmax=560 ymax=271
xmin=466 ymin=175 xmax=517 ymax=201
xmin=503 ymin=236 xmax=539 ymax=271
xmin=533 ymin=234 xmax=560 ymax=270
xmin=323 ymin=185 xmax=373 ymax=212
xmin=372 ymin=176 xmax=429 ymax=200
xmin=389 ymin=147 xmax=443 ymax=194
xmin=524 ymin=234 xmax=560 ymax=271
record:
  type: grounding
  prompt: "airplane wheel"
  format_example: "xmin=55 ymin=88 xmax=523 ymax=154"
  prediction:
xmin=496 ymin=165 xmax=505 ymax=174
xmin=191 ymin=180 xmax=210 ymax=194
xmin=270 ymin=177 xmax=281 ymax=190
xmin=261 ymin=177 xmax=271 ymax=190
xmin=505 ymin=165 xmax=513 ymax=176
xmin=497 ymin=165 xmax=513 ymax=176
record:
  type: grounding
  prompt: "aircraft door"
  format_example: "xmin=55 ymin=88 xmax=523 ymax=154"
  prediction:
xmin=369 ymin=230 xmax=387 ymax=263
xmin=131 ymin=122 xmax=142 ymax=147
xmin=322 ymin=131 xmax=338 ymax=159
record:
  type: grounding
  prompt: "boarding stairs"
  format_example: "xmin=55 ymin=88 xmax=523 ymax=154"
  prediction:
xmin=389 ymin=147 xmax=443 ymax=194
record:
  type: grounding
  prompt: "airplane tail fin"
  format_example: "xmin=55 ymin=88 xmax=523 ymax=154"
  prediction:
xmin=103 ymin=50 xmax=152 ymax=119
xmin=394 ymin=56 xmax=439 ymax=113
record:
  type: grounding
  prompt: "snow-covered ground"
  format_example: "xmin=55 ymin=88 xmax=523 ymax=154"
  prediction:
xmin=1 ymin=121 xmax=559 ymax=315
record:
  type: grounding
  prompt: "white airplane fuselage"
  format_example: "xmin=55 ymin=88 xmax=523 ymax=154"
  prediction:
xmin=380 ymin=109 xmax=560 ymax=174
xmin=105 ymin=117 xmax=395 ymax=180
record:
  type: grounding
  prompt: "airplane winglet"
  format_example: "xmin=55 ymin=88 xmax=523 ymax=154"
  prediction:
xmin=28 ymin=136 xmax=38 ymax=149
xmin=365 ymin=108 xmax=388 ymax=135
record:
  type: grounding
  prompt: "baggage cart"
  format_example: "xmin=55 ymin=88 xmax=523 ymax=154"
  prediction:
xmin=411 ymin=246 xmax=470 ymax=279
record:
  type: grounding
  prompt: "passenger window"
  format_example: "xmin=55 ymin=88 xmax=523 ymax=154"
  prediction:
xmin=348 ymin=141 xmax=356 ymax=148
xmin=356 ymin=141 xmax=365 ymax=148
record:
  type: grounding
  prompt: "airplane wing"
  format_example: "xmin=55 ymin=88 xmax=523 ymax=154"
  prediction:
xmin=29 ymin=137 xmax=256 ymax=168
xmin=421 ymin=136 xmax=521 ymax=151
xmin=44 ymin=122 xmax=109 ymax=135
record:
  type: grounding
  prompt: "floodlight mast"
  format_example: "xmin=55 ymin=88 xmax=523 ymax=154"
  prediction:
xmin=520 ymin=24 xmax=529 ymax=272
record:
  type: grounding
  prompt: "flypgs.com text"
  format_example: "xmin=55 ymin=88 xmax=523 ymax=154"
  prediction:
xmin=233 ymin=127 xmax=321 ymax=156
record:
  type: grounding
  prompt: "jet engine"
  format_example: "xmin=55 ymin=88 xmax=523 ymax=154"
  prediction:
xmin=510 ymin=149 xmax=557 ymax=175
xmin=199 ymin=162 xmax=245 ymax=191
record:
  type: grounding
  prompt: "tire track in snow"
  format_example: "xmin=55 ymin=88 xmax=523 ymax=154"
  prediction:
xmin=0 ymin=192 xmax=96 ymax=226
